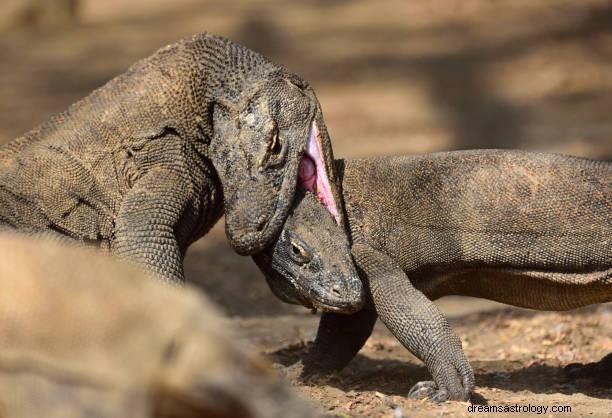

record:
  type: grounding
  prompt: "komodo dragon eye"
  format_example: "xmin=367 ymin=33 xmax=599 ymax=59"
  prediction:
xmin=288 ymin=239 xmax=313 ymax=265
xmin=263 ymin=129 xmax=286 ymax=168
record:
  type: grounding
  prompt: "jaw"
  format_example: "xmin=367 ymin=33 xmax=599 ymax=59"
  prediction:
xmin=262 ymin=266 xmax=364 ymax=314
xmin=311 ymin=300 xmax=362 ymax=314
xmin=225 ymin=166 xmax=298 ymax=255
xmin=277 ymin=287 xmax=360 ymax=314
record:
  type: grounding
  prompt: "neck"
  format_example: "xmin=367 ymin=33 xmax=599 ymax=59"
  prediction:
xmin=189 ymin=33 xmax=279 ymax=137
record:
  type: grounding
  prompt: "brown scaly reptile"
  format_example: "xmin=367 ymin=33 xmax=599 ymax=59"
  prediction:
xmin=257 ymin=150 xmax=611 ymax=401
xmin=0 ymin=32 xmax=343 ymax=284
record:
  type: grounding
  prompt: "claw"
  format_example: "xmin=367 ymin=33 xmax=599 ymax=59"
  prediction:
xmin=430 ymin=389 xmax=451 ymax=402
xmin=408 ymin=380 xmax=438 ymax=399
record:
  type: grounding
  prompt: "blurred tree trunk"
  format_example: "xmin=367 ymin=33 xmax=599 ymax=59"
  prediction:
xmin=1 ymin=0 xmax=79 ymax=31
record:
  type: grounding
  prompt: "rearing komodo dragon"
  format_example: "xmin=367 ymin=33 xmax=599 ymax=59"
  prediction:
xmin=256 ymin=150 xmax=612 ymax=401
xmin=0 ymin=32 xmax=343 ymax=284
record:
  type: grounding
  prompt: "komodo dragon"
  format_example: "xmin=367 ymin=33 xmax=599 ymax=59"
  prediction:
xmin=253 ymin=189 xmax=363 ymax=313
xmin=0 ymin=32 xmax=343 ymax=284
xmin=0 ymin=233 xmax=322 ymax=418
xmin=257 ymin=150 xmax=611 ymax=401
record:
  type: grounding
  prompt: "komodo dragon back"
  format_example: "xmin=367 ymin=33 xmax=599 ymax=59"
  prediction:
xmin=0 ymin=233 xmax=321 ymax=418
xmin=342 ymin=150 xmax=611 ymax=274
xmin=0 ymin=32 xmax=343 ymax=284
xmin=339 ymin=151 xmax=611 ymax=310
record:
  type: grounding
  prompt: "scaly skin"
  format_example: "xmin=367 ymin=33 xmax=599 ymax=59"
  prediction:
xmin=253 ymin=189 xmax=364 ymax=314
xmin=262 ymin=150 xmax=611 ymax=401
xmin=0 ymin=32 xmax=342 ymax=284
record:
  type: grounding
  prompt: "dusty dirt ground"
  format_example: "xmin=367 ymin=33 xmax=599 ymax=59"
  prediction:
xmin=0 ymin=0 xmax=610 ymax=416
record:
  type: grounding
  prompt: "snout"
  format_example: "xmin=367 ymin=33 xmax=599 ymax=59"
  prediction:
xmin=307 ymin=273 xmax=365 ymax=313
xmin=224 ymin=178 xmax=287 ymax=255
xmin=226 ymin=213 xmax=278 ymax=255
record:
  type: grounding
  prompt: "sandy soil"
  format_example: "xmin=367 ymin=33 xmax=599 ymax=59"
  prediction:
xmin=1 ymin=0 xmax=610 ymax=416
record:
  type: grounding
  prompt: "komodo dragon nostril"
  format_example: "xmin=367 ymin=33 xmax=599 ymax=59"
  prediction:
xmin=256 ymin=215 xmax=267 ymax=232
xmin=331 ymin=285 xmax=341 ymax=296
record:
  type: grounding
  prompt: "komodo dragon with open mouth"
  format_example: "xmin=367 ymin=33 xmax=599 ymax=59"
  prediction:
xmin=0 ymin=32 xmax=343 ymax=285
xmin=257 ymin=150 xmax=611 ymax=402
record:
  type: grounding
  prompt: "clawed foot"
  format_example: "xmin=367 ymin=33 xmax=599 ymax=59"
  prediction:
xmin=408 ymin=379 xmax=471 ymax=402
xmin=408 ymin=380 xmax=451 ymax=402
xmin=409 ymin=355 xmax=474 ymax=402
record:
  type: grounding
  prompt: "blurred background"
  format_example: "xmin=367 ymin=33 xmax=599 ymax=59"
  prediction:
xmin=2 ymin=3 xmax=611 ymax=413
xmin=1 ymin=0 xmax=611 ymax=319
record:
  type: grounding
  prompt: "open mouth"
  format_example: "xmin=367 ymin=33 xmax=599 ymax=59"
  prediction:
xmin=298 ymin=121 xmax=341 ymax=224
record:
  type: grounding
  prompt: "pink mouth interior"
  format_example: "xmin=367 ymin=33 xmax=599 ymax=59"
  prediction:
xmin=298 ymin=122 xmax=341 ymax=224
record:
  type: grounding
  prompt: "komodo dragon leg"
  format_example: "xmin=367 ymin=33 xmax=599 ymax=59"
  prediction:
xmin=351 ymin=242 xmax=474 ymax=402
xmin=112 ymin=168 xmax=203 ymax=284
xmin=304 ymin=309 xmax=378 ymax=373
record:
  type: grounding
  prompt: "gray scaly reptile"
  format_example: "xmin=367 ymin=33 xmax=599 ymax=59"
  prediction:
xmin=258 ymin=150 xmax=611 ymax=401
xmin=0 ymin=32 xmax=343 ymax=284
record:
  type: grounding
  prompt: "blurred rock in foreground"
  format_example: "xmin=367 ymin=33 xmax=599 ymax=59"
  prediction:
xmin=0 ymin=233 xmax=319 ymax=418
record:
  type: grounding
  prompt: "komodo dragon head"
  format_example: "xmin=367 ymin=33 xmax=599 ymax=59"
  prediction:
xmin=252 ymin=189 xmax=363 ymax=313
xmin=207 ymin=48 xmax=342 ymax=255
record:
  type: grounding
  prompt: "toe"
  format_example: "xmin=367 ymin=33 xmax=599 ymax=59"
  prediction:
xmin=430 ymin=389 xmax=451 ymax=402
xmin=408 ymin=380 xmax=438 ymax=399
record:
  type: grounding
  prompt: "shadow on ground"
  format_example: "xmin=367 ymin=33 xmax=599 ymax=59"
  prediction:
xmin=269 ymin=305 xmax=612 ymax=405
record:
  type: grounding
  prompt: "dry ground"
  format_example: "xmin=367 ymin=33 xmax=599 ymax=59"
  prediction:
xmin=1 ymin=0 xmax=610 ymax=416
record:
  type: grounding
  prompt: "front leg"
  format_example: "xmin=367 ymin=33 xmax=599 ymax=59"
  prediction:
xmin=303 ymin=309 xmax=378 ymax=374
xmin=352 ymin=243 xmax=474 ymax=401
xmin=112 ymin=169 xmax=196 ymax=284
